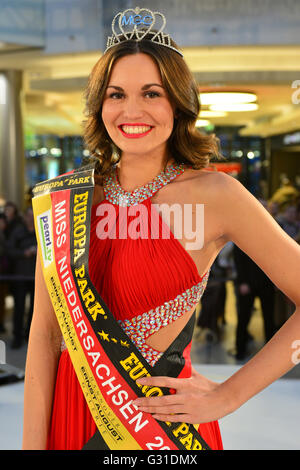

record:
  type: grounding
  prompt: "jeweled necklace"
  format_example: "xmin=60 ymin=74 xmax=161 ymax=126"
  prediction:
xmin=103 ymin=161 xmax=187 ymax=206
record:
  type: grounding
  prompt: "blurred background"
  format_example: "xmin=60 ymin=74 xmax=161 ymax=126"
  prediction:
xmin=0 ymin=0 xmax=300 ymax=450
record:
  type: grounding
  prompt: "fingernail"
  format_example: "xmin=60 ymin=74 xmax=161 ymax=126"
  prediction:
xmin=136 ymin=378 xmax=145 ymax=385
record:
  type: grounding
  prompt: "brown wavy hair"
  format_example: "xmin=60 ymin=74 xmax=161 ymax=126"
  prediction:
xmin=82 ymin=32 xmax=223 ymax=178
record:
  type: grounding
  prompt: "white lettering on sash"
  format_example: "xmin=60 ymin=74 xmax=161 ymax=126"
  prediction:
xmin=53 ymin=196 xmax=150 ymax=435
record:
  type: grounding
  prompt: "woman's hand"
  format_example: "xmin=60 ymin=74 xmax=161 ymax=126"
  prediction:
xmin=133 ymin=367 xmax=234 ymax=424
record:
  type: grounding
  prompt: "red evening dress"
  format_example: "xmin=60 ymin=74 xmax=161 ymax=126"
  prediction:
xmin=46 ymin=162 xmax=223 ymax=450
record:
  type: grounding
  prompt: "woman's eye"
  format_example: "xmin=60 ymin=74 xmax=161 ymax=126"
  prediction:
xmin=109 ymin=92 xmax=123 ymax=99
xmin=145 ymin=91 xmax=160 ymax=98
xmin=106 ymin=91 xmax=161 ymax=99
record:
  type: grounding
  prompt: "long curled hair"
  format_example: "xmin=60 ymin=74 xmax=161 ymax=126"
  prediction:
xmin=82 ymin=32 xmax=223 ymax=178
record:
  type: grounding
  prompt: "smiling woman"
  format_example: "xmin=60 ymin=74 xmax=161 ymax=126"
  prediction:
xmin=24 ymin=5 xmax=300 ymax=453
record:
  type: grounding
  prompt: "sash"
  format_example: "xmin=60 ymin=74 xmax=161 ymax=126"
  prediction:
xmin=32 ymin=163 xmax=211 ymax=451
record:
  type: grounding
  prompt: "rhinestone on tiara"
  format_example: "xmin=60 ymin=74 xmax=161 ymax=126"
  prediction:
xmin=104 ymin=6 xmax=183 ymax=57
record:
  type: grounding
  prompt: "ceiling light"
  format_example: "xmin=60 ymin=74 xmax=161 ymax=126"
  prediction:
xmin=50 ymin=148 xmax=62 ymax=157
xmin=209 ymin=103 xmax=259 ymax=112
xmin=199 ymin=110 xmax=228 ymax=118
xmin=37 ymin=147 xmax=48 ymax=155
xmin=196 ymin=119 xmax=210 ymax=127
xmin=199 ymin=92 xmax=257 ymax=105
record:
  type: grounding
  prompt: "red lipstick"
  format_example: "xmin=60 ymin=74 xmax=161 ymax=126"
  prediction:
xmin=118 ymin=124 xmax=154 ymax=139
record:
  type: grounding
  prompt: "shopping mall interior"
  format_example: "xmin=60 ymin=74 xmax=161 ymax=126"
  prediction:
xmin=0 ymin=0 xmax=300 ymax=450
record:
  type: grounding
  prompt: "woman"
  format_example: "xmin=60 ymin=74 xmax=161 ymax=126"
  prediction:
xmin=23 ymin=8 xmax=300 ymax=450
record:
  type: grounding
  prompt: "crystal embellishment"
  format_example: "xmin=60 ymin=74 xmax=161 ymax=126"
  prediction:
xmin=118 ymin=270 xmax=210 ymax=366
xmin=103 ymin=161 xmax=186 ymax=206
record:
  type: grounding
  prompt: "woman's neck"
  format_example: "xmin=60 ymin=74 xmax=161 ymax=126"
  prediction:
xmin=116 ymin=153 xmax=175 ymax=192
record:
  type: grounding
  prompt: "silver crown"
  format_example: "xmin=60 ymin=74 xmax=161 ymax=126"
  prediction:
xmin=104 ymin=6 xmax=183 ymax=57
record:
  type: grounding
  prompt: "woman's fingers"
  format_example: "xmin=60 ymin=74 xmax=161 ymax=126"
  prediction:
xmin=137 ymin=404 xmax=187 ymax=415
xmin=133 ymin=392 xmax=186 ymax=408
xmin=137 ymin=375 xmax=188 ymax=390
xmin=137 ymin=373 xmax=217 ymax=396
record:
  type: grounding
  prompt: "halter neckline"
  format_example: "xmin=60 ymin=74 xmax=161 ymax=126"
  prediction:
xmin=103 ymin=161 xmax=187 ymax=206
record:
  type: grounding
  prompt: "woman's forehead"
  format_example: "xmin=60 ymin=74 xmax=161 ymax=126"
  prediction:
xmin=108 ymin=53 xmax=162 ymax=84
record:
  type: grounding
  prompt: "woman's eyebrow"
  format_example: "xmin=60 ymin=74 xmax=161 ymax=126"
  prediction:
xmin=106 ymin=83 xmax=164 ymax=90
xmin=142 ymin=83 xmax=164 ymax=90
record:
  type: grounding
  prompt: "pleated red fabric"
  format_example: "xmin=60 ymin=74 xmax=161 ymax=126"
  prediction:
xmin=47 ymin=348 xmax=223 ymax=450
xmin=46 ymin=168 xmax=223 ymax=451
xmin=89 ymin=198 xmax=204 ymax=323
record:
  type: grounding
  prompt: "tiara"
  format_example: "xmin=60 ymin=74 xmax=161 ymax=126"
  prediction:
xmin=104 ymin=6 xmax=183 ymax=57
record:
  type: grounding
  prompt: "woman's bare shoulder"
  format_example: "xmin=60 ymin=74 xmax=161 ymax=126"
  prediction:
xmin=181 ymin=167 xmax=233 ymax=198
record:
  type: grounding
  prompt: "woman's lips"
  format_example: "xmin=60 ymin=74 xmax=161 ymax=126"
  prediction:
xmin=118 ymin=124 xmax=154 ymax=139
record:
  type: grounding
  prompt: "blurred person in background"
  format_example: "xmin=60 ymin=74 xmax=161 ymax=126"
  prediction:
xmin=229 ymin=198 xmax=277 ymax=360
xmin=272 ymin=202 xmax=300 ymax=329
xmin=6 ymin=207 xmax=37 ymax=348
xmin=3 ymin=200 xmax=25 ymax=331
xmin=270 ymin=175 xmax=299 ymax=211
xmin=4 ymin=201 xmax=24 ymax=238
xmin=0 ymin=212 xmax=10 ymax=333
xmin=231 ymin=244 xmax=277 ymax=360
xmin=196 ymin=241 xmax=234 ymax=343
xmin=275 ymin=204 xmax=300 ymax=243
xmin=196 ymin=255 xmax=227 ymax=343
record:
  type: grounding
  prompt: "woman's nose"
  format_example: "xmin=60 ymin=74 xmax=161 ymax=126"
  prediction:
xmin=122 ymin=96 xmax=144 ymax=119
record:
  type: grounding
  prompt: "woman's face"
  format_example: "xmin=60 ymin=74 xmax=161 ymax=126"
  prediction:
xmin=102 ymin=52 xmax=175 ymax=159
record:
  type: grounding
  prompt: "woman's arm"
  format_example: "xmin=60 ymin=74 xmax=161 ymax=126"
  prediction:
xmin=22 ymin=252 xmax=62 ymax=449
xmin=211 ymin=174 xmax=300 ymax=410
xmin=133 ymin=173 xmax=300 ymax=423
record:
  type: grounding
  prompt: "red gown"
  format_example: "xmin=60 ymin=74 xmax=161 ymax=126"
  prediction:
xmin=46 ymin=162 xmax=223 ymax=450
